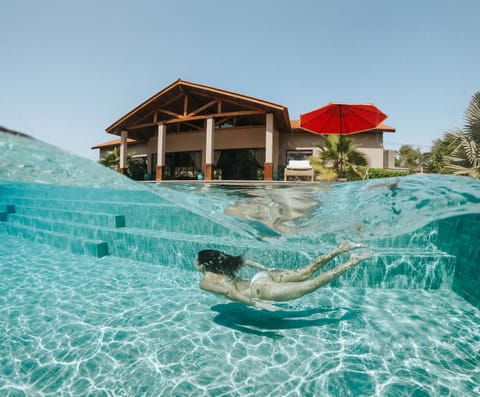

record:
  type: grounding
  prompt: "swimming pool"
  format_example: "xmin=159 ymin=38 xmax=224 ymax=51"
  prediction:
xmin=1 ymin=132 xmax=479 ymax=396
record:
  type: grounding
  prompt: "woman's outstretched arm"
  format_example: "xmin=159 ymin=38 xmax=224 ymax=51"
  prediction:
xmin=243 ymin=259 xmax=270 ymax=271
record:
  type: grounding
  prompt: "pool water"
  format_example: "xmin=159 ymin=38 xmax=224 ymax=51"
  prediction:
xmin=1 ymin=235 xmax=478 ymax=396
xmin=1 ymin=131 xmax=479 ymax=396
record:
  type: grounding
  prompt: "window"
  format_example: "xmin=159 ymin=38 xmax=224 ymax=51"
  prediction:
xmin=164 ymin=151 xmax=202 ymax=180
xmin=286 ymin=150 xmax=313 ymax=162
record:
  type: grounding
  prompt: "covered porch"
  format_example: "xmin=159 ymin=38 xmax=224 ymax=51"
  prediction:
xmin=105 ymin=80 xmax=290 ymax=181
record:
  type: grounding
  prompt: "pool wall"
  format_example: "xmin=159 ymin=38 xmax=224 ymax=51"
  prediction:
xmin=436 ymin=214 xmax=480 ymax=307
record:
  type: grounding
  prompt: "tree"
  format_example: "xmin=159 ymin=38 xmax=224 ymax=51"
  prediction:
xmin=99 ymin=147 xmax=147 ymax=180
xmin=316 ymin=135 xmax=368 ymax=180
xmin=396 ymin=145 xmax=424 ymax=170
xmin=308 ymin=156 xmax=337 ymax=181
xmin=424 ymin=134 xmax=457 ymax=173
xmin=99 ymin=147 xmax=120 ymax=170
xmin=443 ymin=92 xmax=480 ymax=178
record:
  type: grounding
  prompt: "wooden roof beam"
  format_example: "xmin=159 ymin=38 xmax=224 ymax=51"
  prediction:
xmin=126 ymin=93 xmax=185 ymax=125
xmin=127 ymin=120 xmax=200 ymax=131
xmin=183 ymin=94 xmax=188 ymax=117
xmin=183 ymin=122 xmax=203 ymax=130
xmin=164 ymin=109 xmax=266 ymax=124
xmin=215 ymin=116 xmax=232 ymax=126
xmin=128 ymin=122 xmax=158 ymax=130
xmin=188 ymin=99 xmax=218 ymax=117
xmin=162 ymin=93 xmax=184 ymax=108
xmin=132 ymin=93 xmax=184 ymax=125
xmin=128 ymin=110 xmax=266 ymax=130
xmin=218 ymin=96 xmax=266 ymax=110
xmin=158 ymin=109 xmax=183 ymax=118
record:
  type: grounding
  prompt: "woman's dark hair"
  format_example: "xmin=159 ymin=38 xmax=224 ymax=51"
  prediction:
xmin=196 ymin=250 xmax=244 ymax=278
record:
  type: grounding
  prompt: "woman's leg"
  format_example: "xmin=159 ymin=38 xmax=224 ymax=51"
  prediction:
xmin=267 ymin=241 xmax=367 ymax=283
xmin=254 ymin=252 xmax=371 ymax=301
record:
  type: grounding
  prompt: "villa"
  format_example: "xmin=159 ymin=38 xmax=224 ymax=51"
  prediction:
xmin=92 ymin=79 xmax=395 ymax=181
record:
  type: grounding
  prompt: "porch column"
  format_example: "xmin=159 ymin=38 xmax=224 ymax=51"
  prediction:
xmin=205 ymin=118 xmax=214 ymax=180
xmin=156 ymin=124 xmax=166 ymax=181
xmin=119 ymin=130 xmax=128 ymax=175
xmin=264 ymin=113 xmax=274 ymax=180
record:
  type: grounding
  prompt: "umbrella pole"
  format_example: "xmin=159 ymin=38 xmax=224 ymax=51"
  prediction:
xmin=339 ymin=104 xmax=344 ymax=177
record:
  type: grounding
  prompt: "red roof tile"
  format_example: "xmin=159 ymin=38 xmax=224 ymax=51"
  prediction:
xmin=91 ymin=138 xmax=137 ymax=149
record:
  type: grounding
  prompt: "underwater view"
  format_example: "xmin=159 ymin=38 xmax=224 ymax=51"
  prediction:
xmin=1 ymin=132 xmax=479 ymax=396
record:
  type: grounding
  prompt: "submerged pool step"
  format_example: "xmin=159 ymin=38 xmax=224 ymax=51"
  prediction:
xmin=1 ymin=212 xmax=257 ymax=264
xmin=271 ymin=245 xmax=455 ymax=290
xmin=287 ymin=230 xmax=442 ymax=250
xmin=11 ymin=206 xmax=126 ymax=228
xmin=0 ymin=214 xmax=256 ymax=264
xmin=0 ymin=182 xmax=459 ymax=290
xmin=5 ymin=213 xmax=125 ymax=241
xmin=102 ymin=234 xmax=455 ymax=290
xmin=107 ymin=240 xmax=456 ymax=290
xmin=0 ymin=210 xmax=457 ymax=289
xmin=0 ymin=222 xmax=109 ymax=257
xmin=0 ymin=204 xmax=15 ymax=221
xmin=0 ymin=204 xmax=15 ymax=213
xmin=0 ymin=182 xmax=248 ymax=238
xmin=330 ymin=250 xmax=456 ymax=289
xmin=0 ymin=196 xmax=172 ymax=215
xmin=238 ymin=248 xmax=455 ymax=290
xmin=0 ymin=197 xmax=240 ymax=236
xmin=0 ymin=182 xmax=166 ymax=204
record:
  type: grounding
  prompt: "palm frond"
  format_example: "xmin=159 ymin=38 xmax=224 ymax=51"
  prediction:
xmin=442 ymin=92 xmax=480 ymax=178
xmin=465 ymin=91 xmax=480 ymax=143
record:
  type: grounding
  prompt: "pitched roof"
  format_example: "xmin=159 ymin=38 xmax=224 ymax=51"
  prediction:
xmin=106 ymin=79 xmax=291 ymax=135
xmin=91 ymin=138 xmax=137 ymax=150
xmin=374 ymin=123 xmax=396 ymax=132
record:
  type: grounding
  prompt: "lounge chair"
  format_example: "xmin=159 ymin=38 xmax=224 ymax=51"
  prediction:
xmin=284 ymin=160 xmax=314 ymax=181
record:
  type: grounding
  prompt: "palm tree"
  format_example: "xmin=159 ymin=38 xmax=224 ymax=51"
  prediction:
xmin=99 ymin=147 xmax=147 ymax=179
xmin=99 ymin=147 xmax=120 ymax=170
xmin=308 ymin=156 xmax=338 ymax=181
xmin=316 ymin=135 xmax=368 ymax=179
xmin=443 ymin=92 xmax=480 ymax=178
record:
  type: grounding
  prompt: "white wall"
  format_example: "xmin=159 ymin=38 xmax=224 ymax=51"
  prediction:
xmin=278 ymin=130 xmax=386 ymax=168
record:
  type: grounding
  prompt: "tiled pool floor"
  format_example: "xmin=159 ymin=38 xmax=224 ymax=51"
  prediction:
xmin=1 ymin=235 xmax=478 ymax=396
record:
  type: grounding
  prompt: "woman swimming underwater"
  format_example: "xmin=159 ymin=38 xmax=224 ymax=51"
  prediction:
xmin=194 ymin=241 xmax=372 ymax=311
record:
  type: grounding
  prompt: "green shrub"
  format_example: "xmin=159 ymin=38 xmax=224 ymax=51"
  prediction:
xmin=127 ymin=158 xmax=147 ymax=180
xmin=361 ymin=168 xmax=410 ymax=179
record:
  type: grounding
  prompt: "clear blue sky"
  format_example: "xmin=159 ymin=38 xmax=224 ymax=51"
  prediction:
xmin=2 ymin=0 xmax=479 ymax=160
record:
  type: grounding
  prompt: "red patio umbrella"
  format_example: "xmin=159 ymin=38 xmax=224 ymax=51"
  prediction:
xmin=300 ymin=103 xmax=387 ymax=175
xmin=300 ymin=103 xmax=387 ymax=136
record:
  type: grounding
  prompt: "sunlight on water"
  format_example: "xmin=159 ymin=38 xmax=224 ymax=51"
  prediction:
xmin=1 ymin=235 xmax=478 ymax=396
xmin=1 ymin=131 xmax=479 ymax=396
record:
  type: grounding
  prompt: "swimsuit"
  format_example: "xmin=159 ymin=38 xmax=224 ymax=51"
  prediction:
xmin=250 ymin=271 xmax=271 ymax=298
